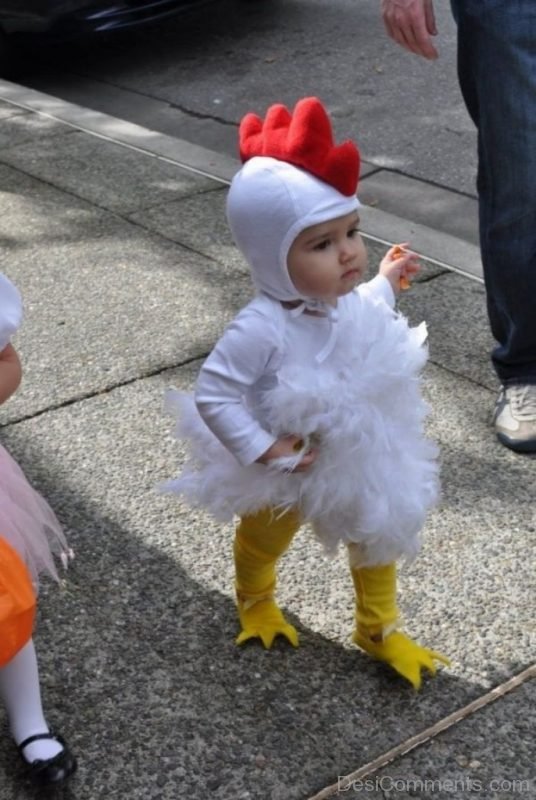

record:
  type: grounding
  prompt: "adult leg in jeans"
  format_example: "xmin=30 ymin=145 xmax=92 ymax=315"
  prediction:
xmin=452 ymin=0 xmax=536 ymax=450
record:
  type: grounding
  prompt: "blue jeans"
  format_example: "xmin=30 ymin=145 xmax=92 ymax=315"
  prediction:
xmin=451 ymin=0 xmax=536 ymax=385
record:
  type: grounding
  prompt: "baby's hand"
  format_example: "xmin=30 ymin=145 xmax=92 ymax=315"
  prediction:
xmin=380 ymin=243 xmax=420 ymax=295
xmin=256 ymin=434 xmax=318 ymax=473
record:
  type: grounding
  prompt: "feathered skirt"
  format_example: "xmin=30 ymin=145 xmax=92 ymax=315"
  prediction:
xmin=162 ymin=302 xmax=440 ymax=566
xmin=0 ymin=443 xmax=72 ymax=585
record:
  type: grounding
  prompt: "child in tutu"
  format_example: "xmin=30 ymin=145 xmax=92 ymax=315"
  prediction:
xmin=164 ymin=97 xmax=449 ymax=689
xmin=0 ymin=271 xmax=76 ymax=784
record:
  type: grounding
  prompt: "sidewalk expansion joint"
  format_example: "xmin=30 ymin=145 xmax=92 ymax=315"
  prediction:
xmin=426 ymin=358 xmax=495 ymax=395
xmin=128 ymin=183 xmax=224 ymax=217
xmin=366 ymin=166 xmax=478 ymax=203
xmin=307 ymin=663 xmax=536 ymax=800
xmin=0 ymin=354 xmax=209 ymax=429
xmin=0 ymin=156 xmax=225 ymax=265
xmin=413 ymin=270 xmax=451 ymax=285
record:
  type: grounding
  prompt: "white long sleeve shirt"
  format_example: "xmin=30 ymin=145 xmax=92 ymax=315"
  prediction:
xmin=195 ymin=275 xmax=395 ymax=466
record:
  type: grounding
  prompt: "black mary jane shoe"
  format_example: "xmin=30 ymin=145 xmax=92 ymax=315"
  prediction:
xmin=18 ymin=731 xmax=77 ymax=785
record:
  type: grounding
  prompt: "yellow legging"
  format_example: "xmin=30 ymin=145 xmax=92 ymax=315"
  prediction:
xmin=348 ymin=553 xmax=449 ymax=690
xmin=233 ymin=508 xmax=449 ymax=688
xmin=234 ymin=508 xmax=300 ymax=648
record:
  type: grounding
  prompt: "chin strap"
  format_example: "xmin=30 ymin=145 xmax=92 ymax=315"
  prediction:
xmin=289 ymin=299 xmax=339 ymax=363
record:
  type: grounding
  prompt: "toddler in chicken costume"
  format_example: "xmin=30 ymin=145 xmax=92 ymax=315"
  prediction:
xmin=164 ymin=97 xmax=449 ymax=689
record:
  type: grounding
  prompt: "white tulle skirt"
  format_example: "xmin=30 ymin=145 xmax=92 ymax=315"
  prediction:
xmin=0 ymin=444 xmax=72 ymax=585
xmin=162 ymin=302 xmax=440 ymax=566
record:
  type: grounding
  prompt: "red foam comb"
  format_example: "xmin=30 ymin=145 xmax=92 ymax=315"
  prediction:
xmin=239 ymin=97 xmax=360 ymax=197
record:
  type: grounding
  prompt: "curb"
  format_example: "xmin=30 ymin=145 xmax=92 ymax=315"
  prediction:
xmin=0 ymin=78 xmax=482 ymax=282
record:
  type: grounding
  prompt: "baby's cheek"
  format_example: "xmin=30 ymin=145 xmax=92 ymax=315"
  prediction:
xmin=358 ymin=240 xmax=368 ymax=268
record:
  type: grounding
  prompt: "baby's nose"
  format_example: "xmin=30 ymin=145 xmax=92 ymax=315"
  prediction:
xmin=340 ymin=243 xmax=354 ymax=260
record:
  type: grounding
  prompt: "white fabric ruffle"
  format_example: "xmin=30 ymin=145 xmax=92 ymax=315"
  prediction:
xmin=0 ymin=272 xmax=22 ymax=350
xmin=0 ymin=444 xmax=72 ymax=585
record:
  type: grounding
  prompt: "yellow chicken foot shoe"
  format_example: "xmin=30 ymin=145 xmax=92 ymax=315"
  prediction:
xmin=353 ymin=628 xmax=450 ymax=690
xmin=236 ymin=594 xmax=299 ymax=649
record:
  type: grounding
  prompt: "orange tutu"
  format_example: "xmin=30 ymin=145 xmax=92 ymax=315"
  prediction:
xmin=0 ymin=536 xmax=36 ymax=667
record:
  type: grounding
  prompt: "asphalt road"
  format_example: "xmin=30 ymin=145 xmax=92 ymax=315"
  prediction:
xmin=17 ymin=0 xmax=477 ymax=194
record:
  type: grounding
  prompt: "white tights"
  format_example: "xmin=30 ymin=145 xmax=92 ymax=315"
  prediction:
xmin=0 ymin=639 xmax=63 ymax=763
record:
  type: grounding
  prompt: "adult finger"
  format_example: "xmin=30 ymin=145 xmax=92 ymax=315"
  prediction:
xmin=424 ymin=0 xmax=437 ymax=36
xmin=382 ymin=0 xmax=438 ymax=60
xmin=402 ymin=20 xmax=438 ymax=59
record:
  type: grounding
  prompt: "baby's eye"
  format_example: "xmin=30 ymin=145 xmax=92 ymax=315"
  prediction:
xmin=348 ymin=227 xmax=360 ymax=238
xmin=313 ymin=238 xmax=331 ymax=251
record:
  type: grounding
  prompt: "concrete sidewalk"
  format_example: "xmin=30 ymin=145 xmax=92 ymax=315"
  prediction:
xmin=0 ymin=81 xmax=533 ymax=800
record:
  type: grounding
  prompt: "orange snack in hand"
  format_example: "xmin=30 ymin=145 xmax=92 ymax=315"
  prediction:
xmin=391 ymin=245 xmax=411 ymax=290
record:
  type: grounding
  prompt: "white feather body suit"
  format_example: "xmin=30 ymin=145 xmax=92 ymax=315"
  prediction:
xmin=164 ymin=281 xmax=439 ymax=566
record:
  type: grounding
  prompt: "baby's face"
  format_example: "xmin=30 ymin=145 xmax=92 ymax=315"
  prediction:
xmin=287 ymin=211 xmax=367 ymax=305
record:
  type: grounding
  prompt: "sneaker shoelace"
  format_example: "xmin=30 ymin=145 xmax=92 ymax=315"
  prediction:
xmin=510 ymin=384 xmax=536 ymax=420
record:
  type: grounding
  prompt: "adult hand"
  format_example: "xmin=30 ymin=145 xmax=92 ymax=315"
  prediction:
xmin=381 ymin=0 xmax=438 ymax=60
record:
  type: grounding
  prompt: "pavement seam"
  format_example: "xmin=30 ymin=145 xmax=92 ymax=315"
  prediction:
xmin=425 ymin=359 xmax=495 ymax=395
xmin=124 ymin=183 xmax=224 ymax=216
xmin=0 ymin=155 xmax=226 ymax=266
xmin=306 ymin=664 xmax=536 ymax=800
xmin=0 ymin=354 xmax=210 ymax=429
xmin=363 ymin=167 xmax=478 ymax=203
xmin=0 ymin=152 xmax=214 ymax=222
xmin=1 ymin=346 xmax=494 ymax=432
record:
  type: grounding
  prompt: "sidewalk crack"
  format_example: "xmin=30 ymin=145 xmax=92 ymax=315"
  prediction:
xmin=0 ymin=354 xmax=208 ymax=428
xmin=65 ymin=72 xmax=238 ymax=127
xmin=307 ymin=664 xmax=535 ymax=800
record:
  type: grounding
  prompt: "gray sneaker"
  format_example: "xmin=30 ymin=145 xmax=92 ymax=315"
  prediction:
xmin=492 ymin=384 xmax=536 ymax=452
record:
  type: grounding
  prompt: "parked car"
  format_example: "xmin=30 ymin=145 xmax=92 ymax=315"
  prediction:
xmin=0 ymin=0 xmax=223 ymax=70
